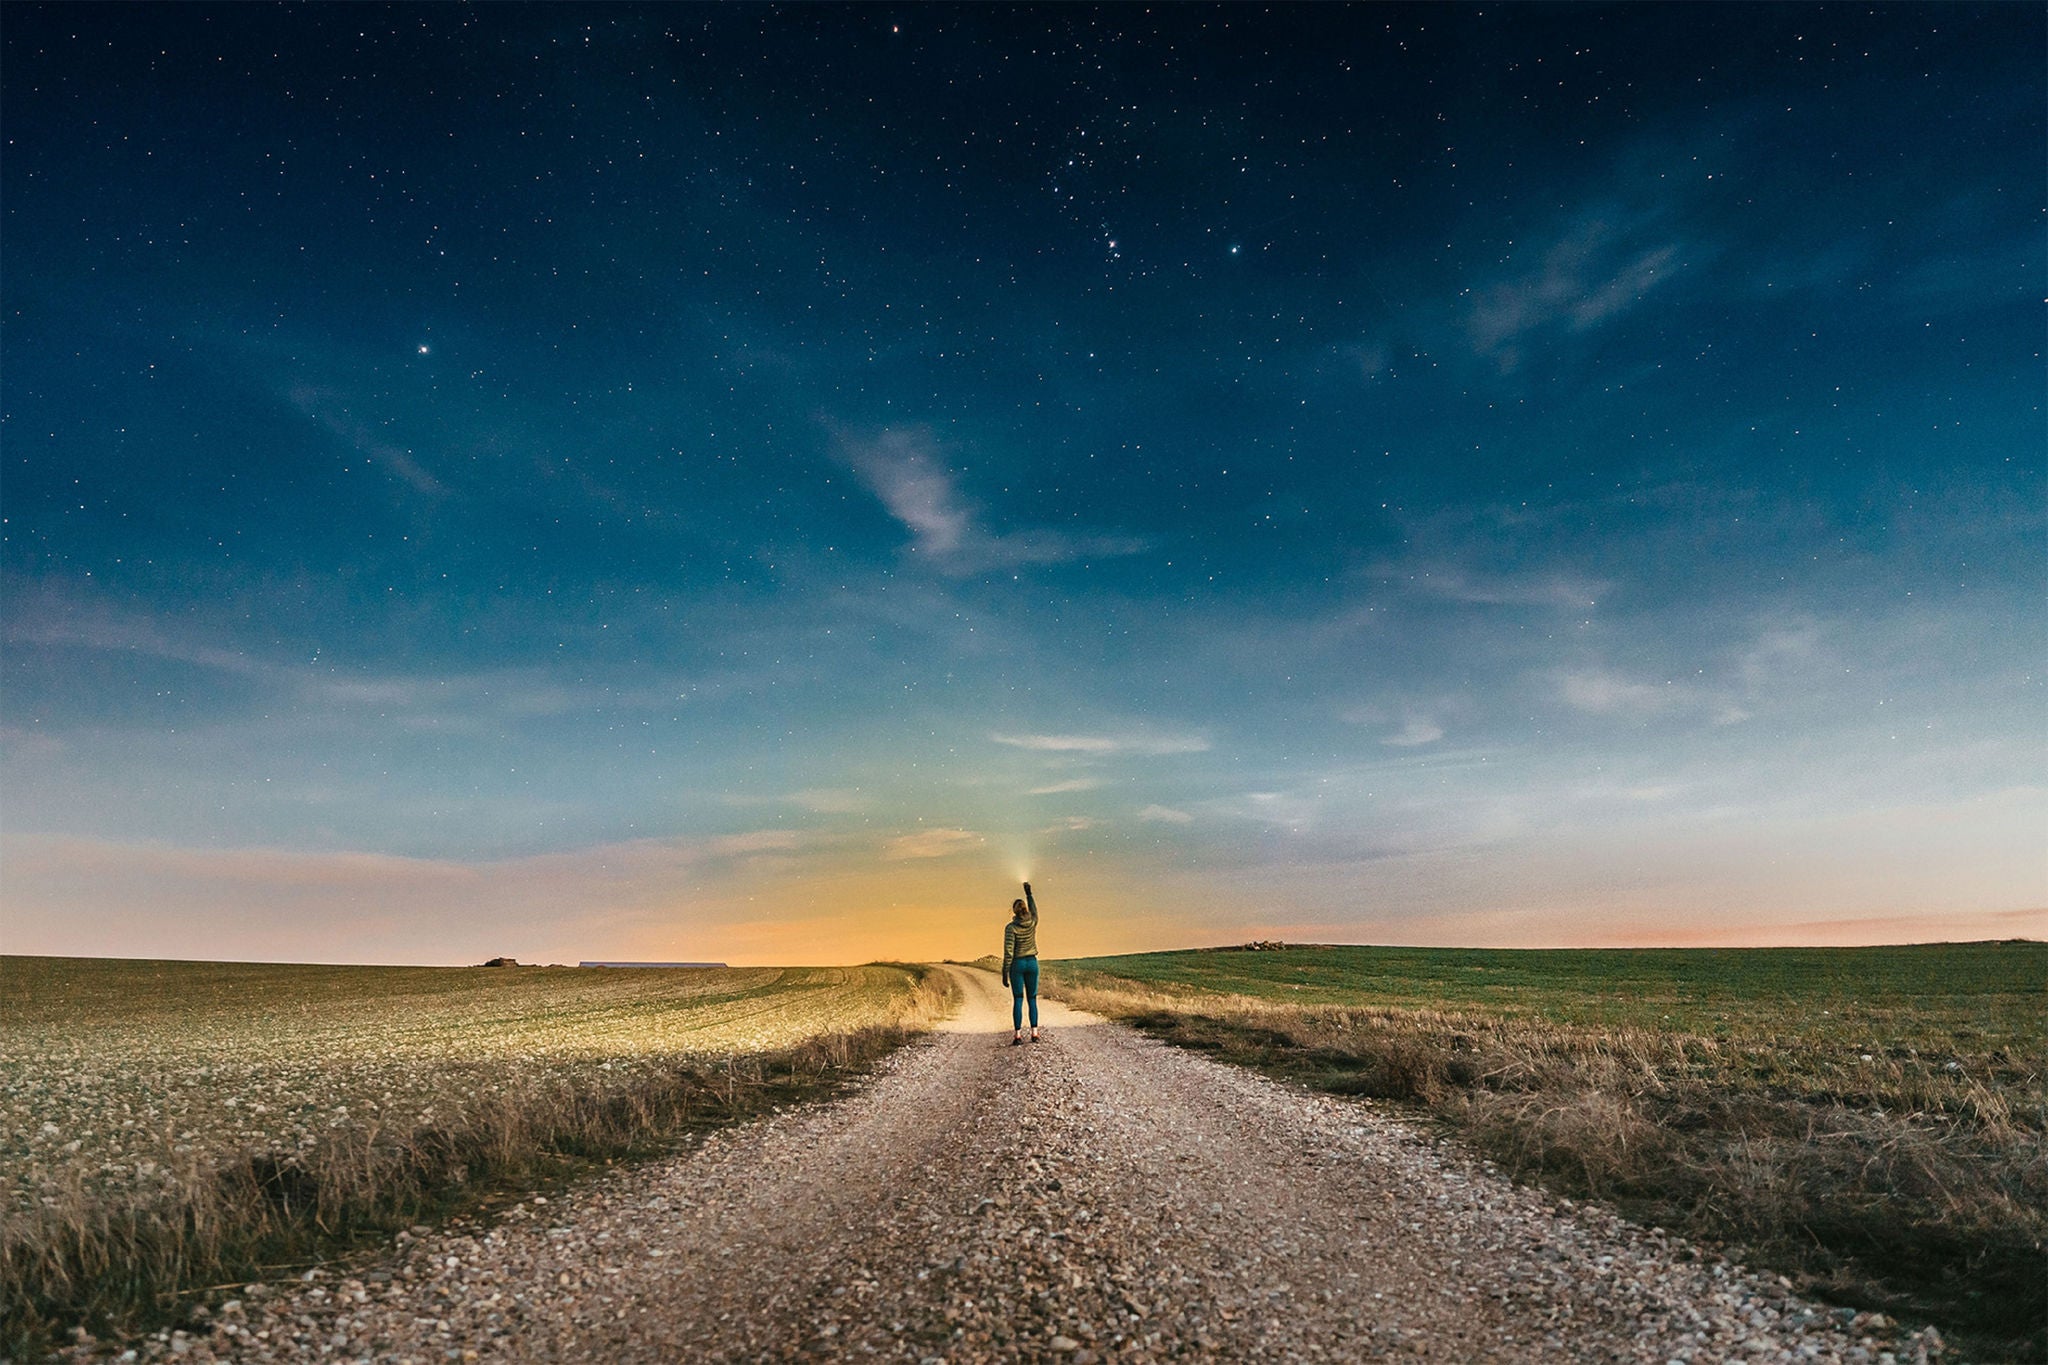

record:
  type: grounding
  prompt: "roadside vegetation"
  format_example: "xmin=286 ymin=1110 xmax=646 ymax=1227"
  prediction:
xmin=1045 ymin=941 xmax=2047 ymax=1362
xmin=0 ymin=956 xmax=957 ymax=1359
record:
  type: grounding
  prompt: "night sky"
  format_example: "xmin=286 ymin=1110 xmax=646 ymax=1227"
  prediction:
xmin=3 ymin=5 xmax=2042 ymax=965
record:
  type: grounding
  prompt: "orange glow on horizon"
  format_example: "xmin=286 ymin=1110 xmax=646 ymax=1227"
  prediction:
xmin=2 ymin=831 xmax=2041 ymax=968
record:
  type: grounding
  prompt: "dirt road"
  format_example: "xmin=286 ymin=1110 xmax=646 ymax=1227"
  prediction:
xmin=177 ymin=967 xmax=1905 ymax=1364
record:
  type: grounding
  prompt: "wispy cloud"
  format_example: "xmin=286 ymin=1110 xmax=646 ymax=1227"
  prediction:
xmin=1347 ymin=340 xmax=1393 ymax=378
xmin=1556 ymin=668 xmax=1684 ymax=717
xmin=1028 ymin=777 xmax=1105 ymax=795
xmin=1137 ymin=804 xmax=1194 ymax=824
xmin=840 ymin=428 xmax=1148 ymax=574
xmin=1467 ymin=215 xmax=1682 ymax=372
xmin=1371 ymin=561 xmax=1610 ymax=610
xmin=1553 ymin=668 xmax=1750 ymax=725
xmin=882 ymin=827 xmax=984 ymax=860
xmin=1738 ymin=620 xmax=1825 ymax=689
xmin=1558 ymin=625 xmax=1813 ymax=724
xmin=1237 ymin=790 xmax=1320 ymax=829
xmin=847 ymin=429 xmax=972 ymax=554
xmin=1894 ymin=231 xmax=2038 ymax=312
xmin=1199 ymin=603 xmax=1382 ymax=669
xmin=703 ymin=830 xmax=810 ymax=857
xmin=1551 ymin=663 xmax=1772 ymax=727
xmin=7 ymin=588 xmax=268 ymax=678
xmin=0 ymin=724 xmax=65 ymax=760
xmin=1381 ymin=717 xmax=1445 ymax=747
xmin=5 ymin=586 xmax=663 ymax=724
xmin=1340 ymin=697 xmax=1464 ymax=749
xmin=789 ymin=788 xmax=864 ymax=814
xmin=288 ymin=384 xmax=447 ymax=497
xmin=992 ymin=731 xmax=1210 ymax=756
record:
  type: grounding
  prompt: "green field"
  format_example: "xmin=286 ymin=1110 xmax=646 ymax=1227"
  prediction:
xmin=1052 ymin=941 xmax=2044 ymax=1065
xmin=0 ymin=956 xmax=953 ymax=1357
xmin=1047 ymin=941 xmax=2048 ymax=1361
xmin=1055 ymin=938 xmax=2045 ymax=1010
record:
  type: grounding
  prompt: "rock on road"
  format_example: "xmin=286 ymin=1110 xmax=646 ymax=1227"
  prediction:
xmin=177 ymin=967 xmax=1907 ymax=1365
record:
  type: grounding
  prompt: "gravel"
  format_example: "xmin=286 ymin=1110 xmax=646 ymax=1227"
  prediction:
xmin=78 ymin=968 xmax=1943 ymax=1364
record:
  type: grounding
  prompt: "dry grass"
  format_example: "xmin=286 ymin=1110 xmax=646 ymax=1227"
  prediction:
xmin=0 ymin=957 xmax=956 ymax=1359
xmin=1048 ymin=944 xmax=2047 ymax=1362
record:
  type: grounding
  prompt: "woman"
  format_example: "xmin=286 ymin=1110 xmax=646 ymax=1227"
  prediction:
xmin=1001 ymin=880 xmax=1040 ymax=1045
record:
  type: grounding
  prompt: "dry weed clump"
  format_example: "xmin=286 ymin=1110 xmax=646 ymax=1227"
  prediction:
xmin=0 ymin=957 xmax=957 ymax=1358
xmin=1048 ymin=972 xmax=2048 ymax=1361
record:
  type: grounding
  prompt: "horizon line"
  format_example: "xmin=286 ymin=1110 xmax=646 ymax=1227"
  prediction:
xmin=4 ymin=934 xmax=2041 ymax=973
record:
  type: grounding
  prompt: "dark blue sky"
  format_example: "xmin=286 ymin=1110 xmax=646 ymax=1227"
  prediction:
xmin=4 ymin=5 xmax=2041 ymax=963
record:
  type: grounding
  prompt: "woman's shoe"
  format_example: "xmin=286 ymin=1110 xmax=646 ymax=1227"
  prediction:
xmin=1010 ymin=1032 xmax=1024 ymax=1046
xmin=1030 ymin=1028 xmax=1041 ymax=1042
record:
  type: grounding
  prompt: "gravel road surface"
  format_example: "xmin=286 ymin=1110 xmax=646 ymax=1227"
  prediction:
xmin=134 ymin=967 xmax=1931 ymax=1365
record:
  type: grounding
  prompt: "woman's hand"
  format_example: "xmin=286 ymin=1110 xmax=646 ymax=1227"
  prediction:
xmin=1022 ymin=881 xmax=1031 ymax=894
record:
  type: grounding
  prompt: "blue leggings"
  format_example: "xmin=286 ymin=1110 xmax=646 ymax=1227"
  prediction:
xmin=1009 ymin=956 xmax=1040 ymax=1030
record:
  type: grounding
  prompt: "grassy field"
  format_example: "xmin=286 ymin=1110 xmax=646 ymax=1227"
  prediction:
xmin=1046 ymin=941 xmax=2047 ymax=1362
xmin=0 ymin=956 xmax=956 ymax=1358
